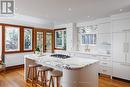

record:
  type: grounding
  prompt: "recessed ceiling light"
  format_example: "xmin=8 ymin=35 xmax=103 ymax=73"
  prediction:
xmin=88 ymin=16 xmax=90 ymax=18
xmin=119 ymin=9 xmax=123 ymax=12
xmin=68 ymin=8 xmax=72 ymax=11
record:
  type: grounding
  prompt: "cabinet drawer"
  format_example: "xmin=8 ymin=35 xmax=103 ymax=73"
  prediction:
xmin=100 ymin=56 xmax=111 ymax=61
xmin=100 ymin=61 xmax=112 ymax=67
xmin=100 ymin=66 xmax=112 ymax=75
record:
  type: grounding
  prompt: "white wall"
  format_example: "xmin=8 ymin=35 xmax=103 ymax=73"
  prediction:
xmin=5 ymin=52 xmax=33 ymax=67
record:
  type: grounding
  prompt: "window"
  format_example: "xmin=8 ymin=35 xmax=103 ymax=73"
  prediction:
xmin=46 ymin=32 xmax=52 ymax=52
xmin=82 ymin=34 xmax=96 ymax=45
xmin=36 ymin=32 xmax=43 ymax=50
xmin=55 ymin=29 xmax=66 ymax=50
xmin=24 ymin=28 xmax=33 ymax=51
xmin=5 ymin=26 xmax=20 ymax=52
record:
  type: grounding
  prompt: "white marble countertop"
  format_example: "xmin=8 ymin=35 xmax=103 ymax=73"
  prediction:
xmin=24 ymin=53 xmax=99 ymax=70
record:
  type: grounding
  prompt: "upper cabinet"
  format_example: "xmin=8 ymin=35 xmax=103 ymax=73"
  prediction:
xmin=54 ymin=29 xmax=66 ymax=50
xmin=112 ymin=18 xmax=130 ymax=32
xmin=98 ymin=22 xmax=111 ymax=34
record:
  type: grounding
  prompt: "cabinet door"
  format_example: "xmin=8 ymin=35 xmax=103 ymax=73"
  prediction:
xmin=126 ymin=31 xmax=130 ymax=63
xmin=112 ymin=32 xmax=126 ymax=63
xmin=112 ymin=18 xmax=130 ymax=32
xmin=113 ymin=62 xmax=130 ymax=80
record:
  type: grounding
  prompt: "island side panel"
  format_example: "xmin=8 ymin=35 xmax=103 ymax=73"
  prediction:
xmin=24 ymin=58 xmax=37 ymax=80
xmin=79 ymin=62 xmax=99 ymax=87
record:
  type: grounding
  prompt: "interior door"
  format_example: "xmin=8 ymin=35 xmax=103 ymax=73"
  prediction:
xmin=45 ymin=32 xmax=53 ymax=52
xmin=112 ymin=32 xmax=126 ymax=63
xmin=36 ymin=31 xmax=44 ymax=52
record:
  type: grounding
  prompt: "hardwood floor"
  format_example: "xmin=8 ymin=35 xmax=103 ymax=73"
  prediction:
xmin=0 ymin=68 xmax=130 ymax=87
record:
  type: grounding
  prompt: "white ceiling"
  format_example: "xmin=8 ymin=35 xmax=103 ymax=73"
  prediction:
xmin=15 ymin=0 xmax=130 ymax=25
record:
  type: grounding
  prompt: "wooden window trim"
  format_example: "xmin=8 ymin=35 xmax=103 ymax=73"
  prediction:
xmin=2 ymin=25 xmax=21 ymax=54
xmin=54 ymin=28 xmax=66 ymax=50
xmin=22 ymin=27 xmax=35 ymax=52
xmin=34 ymin=29 xmax=54 ymax=53
xmin=1 ymin=23 xmax=54 ymax=54
xmin=1 ymin=24 xmax=35 ymax=54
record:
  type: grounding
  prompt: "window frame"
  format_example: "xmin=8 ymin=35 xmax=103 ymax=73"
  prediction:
xmin=4 ymin=26 xmax=20 ymax=52
xmin=23 ymin=27 xmax=34 ymax=52
xmin=54 ymin=28 xmax=66 ymax=50
xmin=2 ymin=24 xmax=35 ymax=54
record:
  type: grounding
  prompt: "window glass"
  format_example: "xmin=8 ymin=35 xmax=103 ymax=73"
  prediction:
xmin=5 ymin=26 xmax=20 ymax=52
xmin=24 ymin=28 xmax=32 ymax=50
xmin=82 ymin=34 xmax=96 ymax=45
xmin=55 ymin=30 xmax=66 ymax=50
xmin=46 ymin=32 xmax=52 ymax=52
xmin=36 ymin=32 xmax=43 ymax=51
xmin=55 ymin=31 xmax=63 ymax=48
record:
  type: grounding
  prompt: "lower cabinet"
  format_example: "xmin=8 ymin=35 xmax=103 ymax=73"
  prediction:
xmin=100 ymin=66 xmax=112 ymax=75
xmin=72 ymin=52 xmax=112 ymax=76
xmin=113 ymin=62 xmax=130 ymax=80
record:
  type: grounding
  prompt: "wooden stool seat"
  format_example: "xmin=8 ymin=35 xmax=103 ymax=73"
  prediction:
xmin=28 ymin=64 xmax=42 ymax=68
xmin=38 ymin=66 xmax=53 ymax=71
xmin=49 ymin=70 xmax=63 ymax=87
xmin=50 ymin=70 xmax=63 ymax=77
xmin=36 ymin=66 xmax=52 ymax=87
xmin=27 ymin=64 xmax=42 ymax=86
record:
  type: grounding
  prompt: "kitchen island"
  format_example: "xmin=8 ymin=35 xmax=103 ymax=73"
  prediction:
xmin=24 ymin=53 xmax=99 ymax=87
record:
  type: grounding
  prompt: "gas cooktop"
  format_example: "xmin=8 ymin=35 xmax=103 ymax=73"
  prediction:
xmin=50 ymin=54 xmax=70 ymax=59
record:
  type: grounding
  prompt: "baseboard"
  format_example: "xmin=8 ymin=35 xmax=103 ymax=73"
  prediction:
xmin=6 ymin=64 xmax=24 ymax=70
xmin=112 ymin=77 xmax=130 ymax=83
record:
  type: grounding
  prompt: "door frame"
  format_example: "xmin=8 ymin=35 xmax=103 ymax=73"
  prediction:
xmin=34 ymin=29 xmax=54 ymax=53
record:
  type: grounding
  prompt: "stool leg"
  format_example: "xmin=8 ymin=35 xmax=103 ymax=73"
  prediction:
xmin=56 ymin=77 xmax=59 ymax=87
xmin=43 ymin=71 xmax=47 ymax=87
xmin=49 ymin=76 xmax=52 ymax=87
xmin=36 ymin=71 xmax=40 ymax=87
xmin=32 ymin=67 xmax=35 ymax=86
xmin=52 ymin=77 xmax=54 ymax=87
xmin=27 ymin=67 xmax=31 ymax=82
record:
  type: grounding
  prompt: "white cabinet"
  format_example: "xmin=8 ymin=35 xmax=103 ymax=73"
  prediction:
xmin=112 ymin=31 xmax=130 ymax=80
xmin=112 ymin=18 xmax=130 ymax=32
xmin=100 ymin=66 xmax=112 ymax=75
xmin=126 ymin=31 xmax=130 ymax=64
xmin=113 ymin=62 xmax=130 ymax=80
xmin=98 ymin=22 xmax=111 ymax=34
xmin=72 ymin=52 xmax=112 ymax=76
xmin=112 ymin=32 xmax=126 ymax=63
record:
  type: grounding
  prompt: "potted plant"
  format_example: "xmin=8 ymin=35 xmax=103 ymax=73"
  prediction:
xmin=35 ymin=46 xmax=40 ymax=55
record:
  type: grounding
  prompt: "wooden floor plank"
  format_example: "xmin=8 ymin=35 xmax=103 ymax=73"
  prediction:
xmin=0 ymin=68 xmax=130 ymax=87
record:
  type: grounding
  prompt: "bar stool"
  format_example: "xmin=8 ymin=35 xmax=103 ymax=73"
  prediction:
xmin=27 ymin=64 xmax=42 ymax=86
xmin=36 ymin=66 xmax=53 ymax=87
xmin=49 ymin=70 xmax=63 ymax=87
